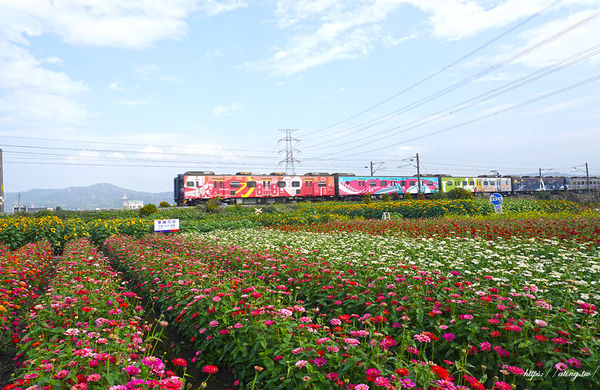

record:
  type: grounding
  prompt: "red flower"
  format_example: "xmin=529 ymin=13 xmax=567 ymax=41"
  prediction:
xmin=172 ymin=358 xmax=187 ymax=367
xmin=395 ymin=368 xmax=409 ymax=377
xmin=202 ymin=365 xmax=219 ymax=374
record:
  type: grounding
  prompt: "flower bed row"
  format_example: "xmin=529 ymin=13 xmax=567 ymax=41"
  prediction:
xmin=0 ymin=217 xmax=152 ymax=253
xmin=0 ymin=241 xmax=54 ymax=352
xmin=106 ymin=231 xmax=600 ymax=389
xmin=4 ymin=238 xmax=186 ymax=390
xmin=273 ymin=216 xmax=600 ymax=246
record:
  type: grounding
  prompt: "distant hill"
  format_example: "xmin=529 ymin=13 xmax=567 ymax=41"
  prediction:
xmin=5 ymin=183 xmax=172 ymax=211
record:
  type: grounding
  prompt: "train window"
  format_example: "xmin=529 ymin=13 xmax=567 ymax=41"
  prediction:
xmin=230 ymin=190 xmax=236 ymax=195
xmin=454 ymin=181 xmax=460 ymax=186
xmin=369 ymin=181 xmax=377 ymax=187
xmin=230 ymin=181 xmax=241 ymax=188
xmin=380 ymin=181 xmax=387 ymax=186
xmin=400 ymin=181 xmax=406 ymax=186
xmin=296 ymin=190 xmax=301 ymax=195
xmin=292 ymin=181 xmax=301 ymax=187
xmin=318 ymin=181 xmax=327 ymax=187
xmin=409 ymin=181 xmax=416 ymax=186
xmin=462 ymin=181 xmax=467 ymax=186
xmin=447 ymin=181 xmax=453 ymax=186
xmin=247 ymin=181 xmax=256 ymax=187
xmin=469 ymin=181 xmax=474 ymax=186
xmin=483 ymin=181 xmax=489 ymax=185
xmin=277 ymin=181 xmax=286 ymax=187
xmin=359 ymin=181 xmax=365 ymax=187
xmin=186 ymin=181 xmax=195 ymax=187
xmin=345 ymin=181 xmax=350 ymax=185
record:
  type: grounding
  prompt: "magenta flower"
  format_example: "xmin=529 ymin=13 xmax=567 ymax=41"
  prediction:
xmin=442 ymin=333 xmax=455 ymax=341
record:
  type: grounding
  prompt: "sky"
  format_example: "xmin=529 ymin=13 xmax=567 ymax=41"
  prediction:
xmin=0 ymin=0 xmax=599 ymax=196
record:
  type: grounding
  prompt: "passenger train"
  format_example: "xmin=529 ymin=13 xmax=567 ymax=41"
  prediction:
xmin=173 ymin=171 xmax=599 ymax=206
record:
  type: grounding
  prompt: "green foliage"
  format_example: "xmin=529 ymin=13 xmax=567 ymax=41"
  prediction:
xmin=362 ymin=193 xmax=372 ymax=204
xmin=535 ymin=191 xmax=552 ymax=200
xmin=381 ymin=193 xmax=391 ymax=202
xmin=205 ymin=197 xmax=222 ymax=213
xmin=403 ymin=192 xmax=413 ymax=200
xmin=159 ymin=201 xmax=171 ymax=208
xmin=446 ymin=187 xmax=474 ymax=199
xmin=138 ymin=204 xmax=158 ymax=217
xmin=429 ymin=191 xmax=448 ymax=200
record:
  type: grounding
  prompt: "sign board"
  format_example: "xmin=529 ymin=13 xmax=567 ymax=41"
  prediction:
xmin=489 ymin=193 xmax=504 ymax=206
xmin=382 ymin=212 xmax=390 ymax=220
xmin=494 ymin=204 xmax=503 ymax=214
xmin=154 ymin=219 xmax=180 ymax=233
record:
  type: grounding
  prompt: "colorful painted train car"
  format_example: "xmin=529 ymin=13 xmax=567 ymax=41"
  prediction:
xmin=512 ymin=177 xmax=568 ymax=192
xmin=440 ymin=177 xmax=511 ymax=194
xmin=174 ymin=171 xmax=335 ymax=205
xmin=336 ymin=176 xmax=439 ymax=197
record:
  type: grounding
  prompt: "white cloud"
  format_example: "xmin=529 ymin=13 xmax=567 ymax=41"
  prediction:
xmin=247 ymin=0 xmax=406 ymax=75
xmin=0 ymin=41 xmax=88 ymax=125
xmin=213 ymin=102 xmax=241 ymax=117
xmin=109 ymin=81 xmax=124 ymax=91
xmin=199 ymin=0 xmax=249 ymax=16
xmin=135 ymin=64 xmax=160 ymax=80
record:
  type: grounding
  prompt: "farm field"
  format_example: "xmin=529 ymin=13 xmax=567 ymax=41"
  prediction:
xmin=0 ymin=206 xmax=599 ymax=389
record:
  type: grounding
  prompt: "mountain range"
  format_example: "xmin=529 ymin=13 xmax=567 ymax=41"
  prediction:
xmin=5 ymin=183 xmax=172 ymax=211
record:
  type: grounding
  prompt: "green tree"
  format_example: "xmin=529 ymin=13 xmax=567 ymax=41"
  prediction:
xmin=446 ymin=188 xmax=474 ymax=200
xmin=159 ymin=201 xmax=171 ymax=208
xmin=139 ymin=204 xmax=158 ymax=217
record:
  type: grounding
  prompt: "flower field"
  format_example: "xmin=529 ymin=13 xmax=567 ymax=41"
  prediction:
xmin=99 ymin=221 xmax=599 ymax=390
xmin=0 ymin=208 xmax=598 ymax=389
xmin=2 ymin=239 xmax=187 ymax=390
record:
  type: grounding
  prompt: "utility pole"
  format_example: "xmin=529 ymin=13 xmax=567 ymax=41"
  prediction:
xmin=586 ymin=162 xmax=590 ymax=192
xmin=278 ymin=129 xmax=301 ymax=175
xmin=416 ymin=153 xmax=421 ymax=196
xmin=0 ymin=148 xmax=3 ymax=214
xmin=366 ymin=161 xmax=383 ymax=176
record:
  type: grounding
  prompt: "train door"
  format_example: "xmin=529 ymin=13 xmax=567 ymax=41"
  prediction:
xmin=305 ymin=179 xmax=314 ymax=197
xmin=212 ymin=179 xmax=224 ymax=197
xmin=262 ymin=179 xmax=271 ymax=197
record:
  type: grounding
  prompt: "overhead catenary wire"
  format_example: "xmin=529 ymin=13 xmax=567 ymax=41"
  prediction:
xmin=300 ymin=0 xmax=561 ymax=138
xmin=308 ymin=41 xmax=600 ymax=154
xmin=302 ymin=8 xmax=600 ymax=149
xmin=322 ymin=73 xmax=600 ymax=160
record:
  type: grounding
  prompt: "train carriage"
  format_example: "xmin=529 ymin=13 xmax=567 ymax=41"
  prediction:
xmin=174 ymin=171 xmax=335 ymax=205
xmin=440 ymin=177 xmax=511 ymax=194
xmin=512 ymin=177 xmax=568 ymax=192
xmin=335 ymin=175 xmax=440 ymax=197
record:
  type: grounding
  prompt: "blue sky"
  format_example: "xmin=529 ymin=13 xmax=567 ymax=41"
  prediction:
xmin=1 ymin=0 xmax=599 ymax=194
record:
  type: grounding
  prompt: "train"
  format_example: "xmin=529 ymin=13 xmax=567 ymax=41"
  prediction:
xmin=173 ymin=171 xmax=600 ymax=206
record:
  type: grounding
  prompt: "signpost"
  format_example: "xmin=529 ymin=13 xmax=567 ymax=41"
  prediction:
xmin=489 ymin=192 xmax=503 ymax=214
xmin=154 ymin=219 xmax=180 ymax=233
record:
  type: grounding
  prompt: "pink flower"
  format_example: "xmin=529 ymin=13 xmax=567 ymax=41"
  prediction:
xmin=443 ymin=333 xmax=455 ymax=341
xmin=124 ymin=365 xmax=141 ymax=376
xmin=54 ymin=370 xmax=70 ymax=379
xmin=354 ymin=385 xmax=370 ymax=390
xmin=327 ymin=372 xmax=338 ymax=381
xmin=568 ymin=358 xmax=582 ymax=368
xmin=492 ymin=381 xmax=511 ymax=390
xmin=480 ymin=342 xmax=491 ymax=351
xmin=554 ymin=362 xmax=568 ymax=371
xmin=209 ymin=320 xmax=218 ymax=327
xmin=87 ymin=374 xmax=101 ymax=382
xmin=295 ymin=360 xmax=309 ymax=369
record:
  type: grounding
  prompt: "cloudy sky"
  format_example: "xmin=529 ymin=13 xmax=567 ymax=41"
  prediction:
xmin=1 ymin=0 xmax=599 ymax=195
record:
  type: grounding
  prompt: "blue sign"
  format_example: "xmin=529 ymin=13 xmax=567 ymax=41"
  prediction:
xmin=489 ymin=193 xmax=503 ymax=206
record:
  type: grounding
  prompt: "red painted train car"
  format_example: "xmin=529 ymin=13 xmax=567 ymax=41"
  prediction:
xmin=174 ymin=171 xmax=335 ymax=205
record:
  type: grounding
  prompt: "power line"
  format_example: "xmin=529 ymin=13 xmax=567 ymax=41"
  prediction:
xmin=300 ymin=0 xmax=560 ymax=137
xmin=308 ymin=41 xmax=600 ymax=154
xmin=302 ymin=8 xmax=600 ymax=149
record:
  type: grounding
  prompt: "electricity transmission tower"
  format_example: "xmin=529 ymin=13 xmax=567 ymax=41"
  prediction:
xmin=278 ymin=129 xmax=301 ymax=175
